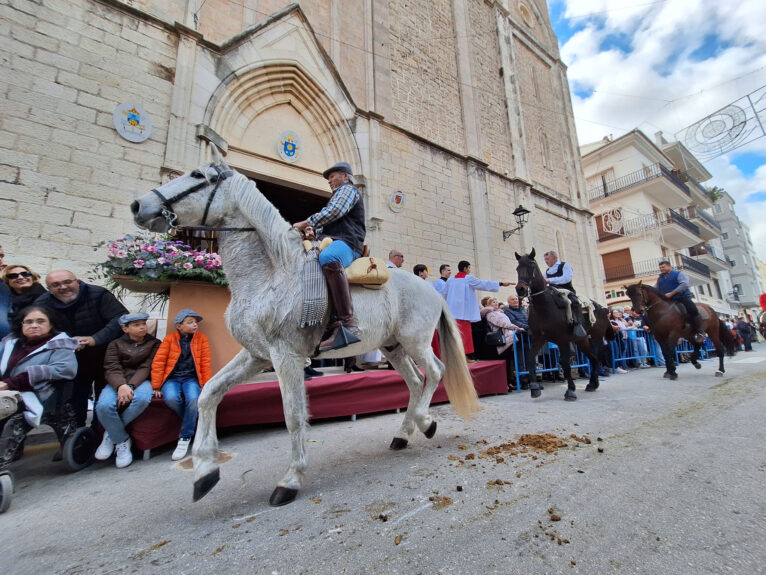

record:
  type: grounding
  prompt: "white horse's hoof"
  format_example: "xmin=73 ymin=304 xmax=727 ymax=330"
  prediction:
xmin=193 ymin=468 xmax=220 ymax=502
xmin=389 ymin=437 xmax=408 ymax=450
xmin=269 ymin=486 xmax=298 ymax=506
xmin=423 ymin=421 xmax=437 ymax=439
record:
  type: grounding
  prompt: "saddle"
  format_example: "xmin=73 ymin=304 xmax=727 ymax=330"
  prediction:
xmin=303 ymin=239 xmax=390 ymax=289
xmin=548 ymin=288 xmax=596 ymax=326
xmin=671 ymin=303 xmax=710 ymax=322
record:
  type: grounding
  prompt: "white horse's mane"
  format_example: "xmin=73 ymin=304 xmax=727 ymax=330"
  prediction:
xmin=225 ymin=171 xmax=303 ymax=271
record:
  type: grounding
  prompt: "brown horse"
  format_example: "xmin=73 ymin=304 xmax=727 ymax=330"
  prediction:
xmin=515 ymin=250 xmax=614 ymax=401
xmin=625 ymin=282 xmax=737 ymax=380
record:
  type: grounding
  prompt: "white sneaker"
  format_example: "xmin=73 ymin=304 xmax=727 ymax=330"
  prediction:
xmin=95 ymin=433 xmax=114 ymax=460
xmin=639 ymin=363 xmax=651 ymax=369
xmin=115 ymin=438 xmax=133 ymax=468
xmin=615 ymin=367 xmax=628 ymax=374
xmin=172 ymin=437 xmax=191 ymax=461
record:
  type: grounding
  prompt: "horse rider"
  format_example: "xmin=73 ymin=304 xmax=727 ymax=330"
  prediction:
xmin=543 ymin=250 xmax=587 ymax=338
xmin=293 ymin=162 xmax=365 ymax=351
xmin=655 ymin=260 xmax=706 ymax=344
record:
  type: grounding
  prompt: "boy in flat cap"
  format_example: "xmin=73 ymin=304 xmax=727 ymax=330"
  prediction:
xmin=95 ymin=312 xmax=159 ymax=468
xmin=151 ymin=309 xmax=211 ymax=461
xmin=292 ymin=162 xmax=366 ymax=351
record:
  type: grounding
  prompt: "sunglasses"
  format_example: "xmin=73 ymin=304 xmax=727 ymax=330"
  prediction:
xmin=6 ymin=271 xmax=33 ymax=279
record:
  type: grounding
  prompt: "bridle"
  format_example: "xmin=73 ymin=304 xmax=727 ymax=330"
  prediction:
xmin=516 ymin=259 xmax=547 ymax=298
xmin=150 ymin=164 xmax=255 ymax=232
xmin=634 ymin=285 xmax=662 ymax=314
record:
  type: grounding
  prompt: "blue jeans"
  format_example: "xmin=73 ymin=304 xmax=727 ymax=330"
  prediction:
xmin=162 ymin=376 xmax=201 ymax=438
xmin=652 ymin=336 xmax=666 ymax=366
xmin=318 ymin=239 xmax=359 ymax=267
xmin=95 ymin=381 xmax=153 ymax=444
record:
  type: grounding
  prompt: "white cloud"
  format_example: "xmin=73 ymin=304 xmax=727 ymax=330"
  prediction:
xmin=556 ymin=0 xmax=766 ymax=263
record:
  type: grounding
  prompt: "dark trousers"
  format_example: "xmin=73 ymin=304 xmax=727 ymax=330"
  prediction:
xmin=676 ymin=296 xmax=699 ymax=318
xmin=740 ymin=332 xmax=752 ymax=351
xmin=72 ymin=346 xmax=108 ymax=427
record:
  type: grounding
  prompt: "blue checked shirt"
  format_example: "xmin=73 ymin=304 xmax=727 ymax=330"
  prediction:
xmin=307 ymin=183 xmax=360 ymax=230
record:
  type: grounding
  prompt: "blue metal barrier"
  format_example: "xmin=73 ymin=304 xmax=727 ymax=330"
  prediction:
xmin=609 ymin=330 xmax=655 ymax=370
xmin=511 ymin=333 xmax=591 ymax=391
xmin=674 ymin=337 xmax=716 ymax=363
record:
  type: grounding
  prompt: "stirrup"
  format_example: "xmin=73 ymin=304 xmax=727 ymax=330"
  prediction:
xmin=319 ymin=325 xmax=361 ymax=351
xmin=572 ymin=323 xmax=587 ymax=338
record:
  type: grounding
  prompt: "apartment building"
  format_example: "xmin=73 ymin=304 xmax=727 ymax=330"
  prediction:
xmin=581 ymin=129 xmax=737 ymax=316
xmin=713 ymin=191 xmax=765 ymax=317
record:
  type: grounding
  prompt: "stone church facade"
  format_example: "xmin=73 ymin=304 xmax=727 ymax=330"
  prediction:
xmin=1 ymin=0 xmax=602 ymax=299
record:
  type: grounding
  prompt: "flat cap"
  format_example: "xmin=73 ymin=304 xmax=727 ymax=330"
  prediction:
xmin=119 ymin=312 xmax=150 ymax=326
xmin=174 ymin=308 xmax=203 ymax=325
xmin=322 ymin=161 xmax=354 ymax=181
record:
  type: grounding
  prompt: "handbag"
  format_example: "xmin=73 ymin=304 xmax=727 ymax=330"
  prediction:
xmin=485 ymin=329 xmax=506 ymax=346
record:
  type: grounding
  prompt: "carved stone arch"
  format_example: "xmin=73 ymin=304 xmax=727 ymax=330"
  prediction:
xmin=203 ymin=61 xmax=361 ymax=191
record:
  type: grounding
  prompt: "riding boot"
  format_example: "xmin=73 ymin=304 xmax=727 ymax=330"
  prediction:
xmin=569 ymin=297 xmax=587 ymax=338
xmin=320 ymin=261 xmax=361 ymax=351
xmin=691 ymin=313 xmax=706 ymax=345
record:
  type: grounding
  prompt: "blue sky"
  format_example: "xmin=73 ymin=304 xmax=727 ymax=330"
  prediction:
xmin=547 ymin=0 xmax=766 ymax=263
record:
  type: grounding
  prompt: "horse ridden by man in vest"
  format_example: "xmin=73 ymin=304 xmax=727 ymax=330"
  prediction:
xmin=514 ymin=249 xmax=612 ymax=401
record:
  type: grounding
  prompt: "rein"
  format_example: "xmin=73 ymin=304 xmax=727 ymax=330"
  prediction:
xmin=151 ymin=165 xmax=256 ymax=232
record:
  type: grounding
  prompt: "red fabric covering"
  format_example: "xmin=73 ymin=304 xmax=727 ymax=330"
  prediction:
xmin=129 ymin=360 xmax=507 ymax=452
xmin=431 ymin=331 xmax=440 ymax=359
xmin=456 ymin=319 xmax=474 ymax=354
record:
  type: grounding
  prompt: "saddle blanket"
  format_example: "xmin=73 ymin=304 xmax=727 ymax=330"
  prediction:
xmin=551 ymin=287 xmax=596 ymax=325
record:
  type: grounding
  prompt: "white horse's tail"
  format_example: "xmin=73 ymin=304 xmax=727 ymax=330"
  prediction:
xmin=436 ymin=301 xmax=480 ymax=420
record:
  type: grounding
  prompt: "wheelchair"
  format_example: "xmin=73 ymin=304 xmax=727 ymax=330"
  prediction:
xmin=0 ymin=382 xmax=96 ymax=513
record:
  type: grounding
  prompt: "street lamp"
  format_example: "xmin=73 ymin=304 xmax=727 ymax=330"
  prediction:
xmin=502 ymin=205 xmax=531 ymax=241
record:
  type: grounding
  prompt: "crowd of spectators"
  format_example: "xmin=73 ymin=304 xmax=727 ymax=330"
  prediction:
xmin=0 ymin=247 xmax=210 ymax=468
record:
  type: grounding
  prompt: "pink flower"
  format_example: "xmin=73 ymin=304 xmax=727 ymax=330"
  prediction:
xmin=157 ymin=257 xmax=166 ymax=264
xmin=115 ymin=250 xmax=128 ymax=258
xmin=195 ymin=255 xmax=205 ymax=262
xmin=183 ymin=262 xmax=193 ymax=270
xmin=134 ymin=259 xmax=145 ymax=269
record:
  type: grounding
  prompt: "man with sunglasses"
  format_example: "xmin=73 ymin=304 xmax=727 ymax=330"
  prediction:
xmin=36 ymin=270 xmax=128 ymax=427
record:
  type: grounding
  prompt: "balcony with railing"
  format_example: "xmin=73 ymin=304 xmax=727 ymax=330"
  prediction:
xmin=683 ymin=206 xmax=721 ymax=240
xmin=603 ymin=257 xmax=663 ymax=283
xmin=677 ymin=253 xmax=711 ymax=279
xmin=657 ymin=209 xmax=700 ymax=248
xmin=689 ymin=243 xmax=731 ymax=271
xmin=686 ymin=175 xmax=715 ymax=209
xmin=587 ymin=162 xmax=691 ymax=204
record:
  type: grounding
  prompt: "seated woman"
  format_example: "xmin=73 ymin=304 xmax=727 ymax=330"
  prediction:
xmin=0 ymin=306 xmax=78 ymax=433
xmin=1 ymin=265 xmax=47 ymax=324
xmin=479 ymin=297 xmax=524 ymax=388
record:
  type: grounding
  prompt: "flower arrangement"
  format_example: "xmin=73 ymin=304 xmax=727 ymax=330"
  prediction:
xmin=93 ymin=234 xmax=227 ymax=290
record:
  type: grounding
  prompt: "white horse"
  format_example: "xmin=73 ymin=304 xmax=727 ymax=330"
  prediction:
xmin=131 ymin=149 xmax=479 ymax=506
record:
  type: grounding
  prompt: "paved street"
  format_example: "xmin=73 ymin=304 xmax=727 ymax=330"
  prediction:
xmin=4 ymin=345 xmax=766 ymax=575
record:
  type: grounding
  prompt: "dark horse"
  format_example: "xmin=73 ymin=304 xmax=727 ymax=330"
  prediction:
xmin=625 ymin=282 xmax=737 ymax=380
xmin=515 ymin=249 xmax=614 ymax=401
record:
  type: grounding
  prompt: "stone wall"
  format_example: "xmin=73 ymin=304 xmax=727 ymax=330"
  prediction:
xmin=1 ymin=0 xmax=176 ymax=276
xmin=387 ymin=0 xmax=464 ymax=153
xmin=1 ymin=0 xmax=599 ymax=300
xmin=469 ymin=0 xmax=513 ymax=172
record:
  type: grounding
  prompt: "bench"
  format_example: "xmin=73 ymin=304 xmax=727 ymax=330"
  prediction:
xmin=128 ymin=360 xmax=508 ymax=458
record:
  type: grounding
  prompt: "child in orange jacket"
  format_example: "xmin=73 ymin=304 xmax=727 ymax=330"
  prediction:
xmin=151 ymin=309 xmax=211 ymax=461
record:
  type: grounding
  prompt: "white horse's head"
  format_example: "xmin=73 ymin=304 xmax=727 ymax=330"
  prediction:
xmin=132 ymin=147 xmax=234 ymax=233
